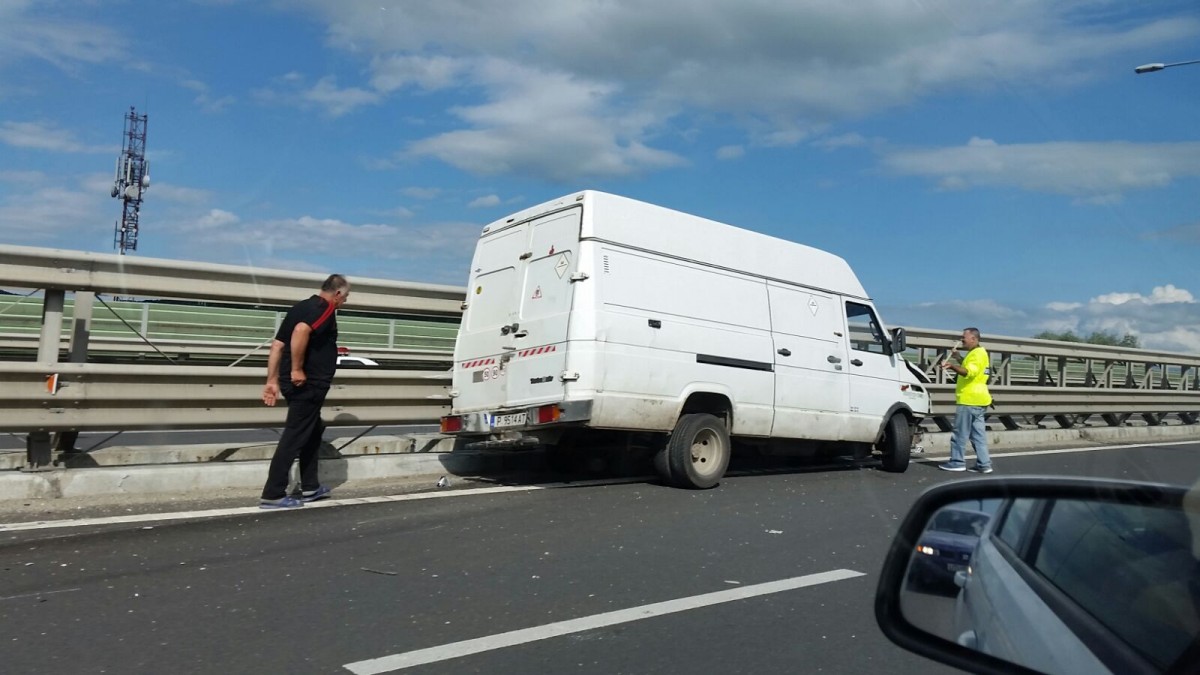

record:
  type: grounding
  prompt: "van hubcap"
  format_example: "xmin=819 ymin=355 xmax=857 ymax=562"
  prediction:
xmin=691 ymin=429 xmax=722 ymax=477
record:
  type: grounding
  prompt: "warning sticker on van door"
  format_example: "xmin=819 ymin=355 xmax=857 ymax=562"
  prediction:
xmin=554 ymin=254 xmax=569 ymax=278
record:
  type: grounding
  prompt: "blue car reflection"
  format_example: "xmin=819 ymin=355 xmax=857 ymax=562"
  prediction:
xmin=907 ymin=507 xmax=990 ymax=594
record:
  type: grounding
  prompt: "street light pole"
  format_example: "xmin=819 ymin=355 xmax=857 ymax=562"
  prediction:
xmin=1135 ymin=58 xmax=1200 ymax=74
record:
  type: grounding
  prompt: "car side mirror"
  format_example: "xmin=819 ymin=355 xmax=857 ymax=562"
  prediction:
xmin=875 ymin=477 xmax=1200 ymax=675
xmin=890 ymin=327 xmax=906 ymax=354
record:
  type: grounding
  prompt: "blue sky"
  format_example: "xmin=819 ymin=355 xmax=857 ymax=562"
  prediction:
xmin=1 ymin=0 xmax=1198 ymax=350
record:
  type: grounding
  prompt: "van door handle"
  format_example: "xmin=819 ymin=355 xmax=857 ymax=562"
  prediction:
xmin=851 ymin=359 xmax=863 ymax=367
xmin=827 ymin=355 xmax=841 ymax=364
xmin=777 ymin=348 xmax=791 ymax=357
xmin=513 ymin=330 xmax=528 ymax=339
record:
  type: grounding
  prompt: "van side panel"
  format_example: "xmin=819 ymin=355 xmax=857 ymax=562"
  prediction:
xmin=767 ymin=283 xmax=851 ymax=440
xmin=588 ymin=245 xmax=774 ymax=435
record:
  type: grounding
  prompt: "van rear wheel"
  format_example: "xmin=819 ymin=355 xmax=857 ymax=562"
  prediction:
xmin=664 ymin=413 xmax=731 ymax=489
xmin=879 ymin=414 xmax=912 ymax=473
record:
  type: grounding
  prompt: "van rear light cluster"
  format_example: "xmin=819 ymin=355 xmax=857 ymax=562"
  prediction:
xmin=440 ymin=416 xmax=464 ymax=433
xmin=535 ymin=404 xmax=562 ymax=424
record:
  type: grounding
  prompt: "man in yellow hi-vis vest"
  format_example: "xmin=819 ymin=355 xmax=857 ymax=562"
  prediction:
xmin=938 ymin=327 xmax=993 ymax=473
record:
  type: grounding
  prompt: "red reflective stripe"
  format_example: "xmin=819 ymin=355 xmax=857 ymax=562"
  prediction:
xmin=311 ymin=299 xmax=336 ymax=330
xmin=515 ymin=345 xmax=557 ymax=358
xmin=309 ymin=299 xmax=338 ymax=331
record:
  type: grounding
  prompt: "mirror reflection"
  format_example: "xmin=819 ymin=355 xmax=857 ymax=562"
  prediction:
xmin=900 ymin=496 xmax=1199 ymax=674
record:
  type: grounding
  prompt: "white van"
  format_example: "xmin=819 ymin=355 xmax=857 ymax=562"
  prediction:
xmin=441 ymin=191 xmax=930 ymax=488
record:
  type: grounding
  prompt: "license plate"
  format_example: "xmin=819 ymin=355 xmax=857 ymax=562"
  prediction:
xmin=492 ymin=413 xmax=527 ymax=428
xmin=947 ymin=563 xmax=967 ymax=572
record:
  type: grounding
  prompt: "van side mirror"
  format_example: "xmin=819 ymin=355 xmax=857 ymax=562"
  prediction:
xmin=890 ymin=327 xmax=907 ymax=353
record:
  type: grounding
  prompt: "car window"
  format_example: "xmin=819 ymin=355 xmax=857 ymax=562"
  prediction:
xmin=930 ymin=509 xmax=989 ymax=537
xmin=996 ymin=498 xmax=1036 ymax=552
xmin=1032 ymin=500 xmax=1199 ymax=670
xmin=845 ymin=302 xmax=888 ymax=355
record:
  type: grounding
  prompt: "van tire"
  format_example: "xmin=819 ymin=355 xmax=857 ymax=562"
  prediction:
xmin=879 ymin=414 xmax=911 ymax=473
xmin=652 ymin=445 xmax=674 ymax=485
xmin=666 ymin=413 xmax=731 ymax=489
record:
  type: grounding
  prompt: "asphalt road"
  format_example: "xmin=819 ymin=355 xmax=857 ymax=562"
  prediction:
xmin=2 ymin=442 xmax=1197 ymax=674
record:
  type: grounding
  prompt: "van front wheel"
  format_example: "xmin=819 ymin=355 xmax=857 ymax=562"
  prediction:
xmin=879 ymin=414 xmax=912 ymax=473
xmin=665 ymin=413 xmax=731 ymax=489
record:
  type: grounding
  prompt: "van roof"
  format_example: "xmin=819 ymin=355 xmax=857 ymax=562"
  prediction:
xmin=483 ymin=190 xmax=869 ymax=300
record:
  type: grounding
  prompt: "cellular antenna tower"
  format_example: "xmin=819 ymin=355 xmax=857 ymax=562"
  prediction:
xmin=111 ymin=107 xmax=149 ymax=255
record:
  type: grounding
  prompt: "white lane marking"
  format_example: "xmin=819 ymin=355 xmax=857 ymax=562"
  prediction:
xmin=0 ymin=478 xmax=647 ymax=533
xmin=918 ymin=438 xmax=1199 ymax=463
xmin=342 ymin=569 xmax=865 ymax=675
xmin=0 ymin=588 xmax=81 ymax=602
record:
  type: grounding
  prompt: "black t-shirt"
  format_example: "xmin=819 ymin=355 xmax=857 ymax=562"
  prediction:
xmin=275 ymin=295 xmax=338 ymax=385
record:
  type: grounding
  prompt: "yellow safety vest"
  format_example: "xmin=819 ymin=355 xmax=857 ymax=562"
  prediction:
xmin=956 ymin=347 xmax=993 ymax=407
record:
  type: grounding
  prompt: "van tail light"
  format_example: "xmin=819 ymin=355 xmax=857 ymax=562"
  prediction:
xmin=440 ymin=416 xmax=463 ymax=433
xmin=536 ymin=404 xmax=562 ymax=424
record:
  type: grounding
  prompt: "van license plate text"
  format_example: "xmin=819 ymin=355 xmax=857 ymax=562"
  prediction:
xmin=492 ymin=413 xmax=526 ymax=428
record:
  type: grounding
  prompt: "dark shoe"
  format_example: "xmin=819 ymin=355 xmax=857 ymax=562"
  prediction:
xmin=298 ymin=485 xmax=332 ymax=502
xmin=260 ymin=496 xmax=304 ymax=509
xmin=969 ymin=465 xmax=994 ymax=474
xmin=938 ymin=463 xmax=967 ymax=472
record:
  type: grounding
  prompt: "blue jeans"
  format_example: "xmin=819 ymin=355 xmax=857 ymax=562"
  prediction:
xmin=949 ymin=405 xmax=990 ymax=468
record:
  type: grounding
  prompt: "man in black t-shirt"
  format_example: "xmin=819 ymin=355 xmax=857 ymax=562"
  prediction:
xmin=259 ymin=274 xmax=351 ymax=508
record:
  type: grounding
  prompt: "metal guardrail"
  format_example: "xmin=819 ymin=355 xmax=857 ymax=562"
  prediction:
xmin=0 ymin=363 xmax=451 ymax=433
xmin=904 ymin=328 xmax=1200 ymax=429
xmin=1 ymin=244 xmax=1197 ymax=468
xmin=0 ymin=333 xmax=454 ymax=366
xmin=0 ymin=244 xmax=466 ymax=316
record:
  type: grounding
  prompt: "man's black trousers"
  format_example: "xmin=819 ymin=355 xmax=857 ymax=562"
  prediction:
xmin=261 ymin=381 xmax=329 ymax=500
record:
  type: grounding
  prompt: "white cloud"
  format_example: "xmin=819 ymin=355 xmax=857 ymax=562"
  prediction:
xmin=0 ymin=170 xmax=46 ymax=184
xmin=1092 ymin=284 xmax=1194 ymax=306
xmin=883 ymin=138 xmax=1200 ymax=200
xmin=1036 ymin=285 xmax=1199 ymax=352
xmin=302 ymin=76 xmax=381 ymax=117
xmin=716 ymin=145 xmax=745 ymax=160
xmin=813 ymin=133 xmax=870 ymax=150
xmin=1045 ymin=302 xmax=1082 ymax=312
xmin=152 ymin=183 xmax=213 ymax=205
xmin=914 ymin=298 xmax=1026 ymax=322
xmin=369 ymin=54 xmax=464 ymax=93
xmin=1146 ymin=221 xmax=1200 ymax=245
xmin=194 ymin=209 xmax=241 ymax=230
xmin=0 ymin=2 xmax=126 ymax=72
xmin=402 ymin=187 xmax=441 ymax=200
xmin=405 ymin=59 xmax=686 ymax=180
xmin=0 ymin=121 xmax=113 ymax=154
xmin=254 ymin=74 xmax=381 ymax=117
xmin=467 ymin=194 xmax=501 ymax=208
xmin=894 ymin=288 xmax=1200 ymax=354
xmin=0 ymin=178 xmax=110 ymax=244
xmin=282 ymin=0 xmax=1200 ymax=174
xmin=180 ymin=79 xmax=235 ymax=114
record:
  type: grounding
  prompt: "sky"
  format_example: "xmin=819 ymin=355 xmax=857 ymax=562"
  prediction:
xmin=0 ymin=0 xmax=1198 ymax=351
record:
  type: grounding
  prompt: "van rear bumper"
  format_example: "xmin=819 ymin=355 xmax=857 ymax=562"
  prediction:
xmin=445 ymin=399 xmax=593 ymax=434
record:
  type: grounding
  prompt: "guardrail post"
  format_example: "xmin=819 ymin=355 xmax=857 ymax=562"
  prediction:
xmin=54 ymin=292 xmax=93 ymax=454
xmin=27 ymin=289 xmax=65 ymax=469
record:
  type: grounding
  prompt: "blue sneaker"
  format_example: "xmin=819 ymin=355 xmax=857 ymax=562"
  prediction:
xmin=298 ymin=485 xmax=332 ymax=502
xmin=937 ymin=463 xmax=967 ymax=472
xmin=260 ymin=496 xmax=304 ymax=509
xmin=969 ymin=465 xmax=994 ymax=474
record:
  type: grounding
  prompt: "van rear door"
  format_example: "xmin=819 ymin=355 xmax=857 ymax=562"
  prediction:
xmin=453 ymin=206 xmax=581 ymax=414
